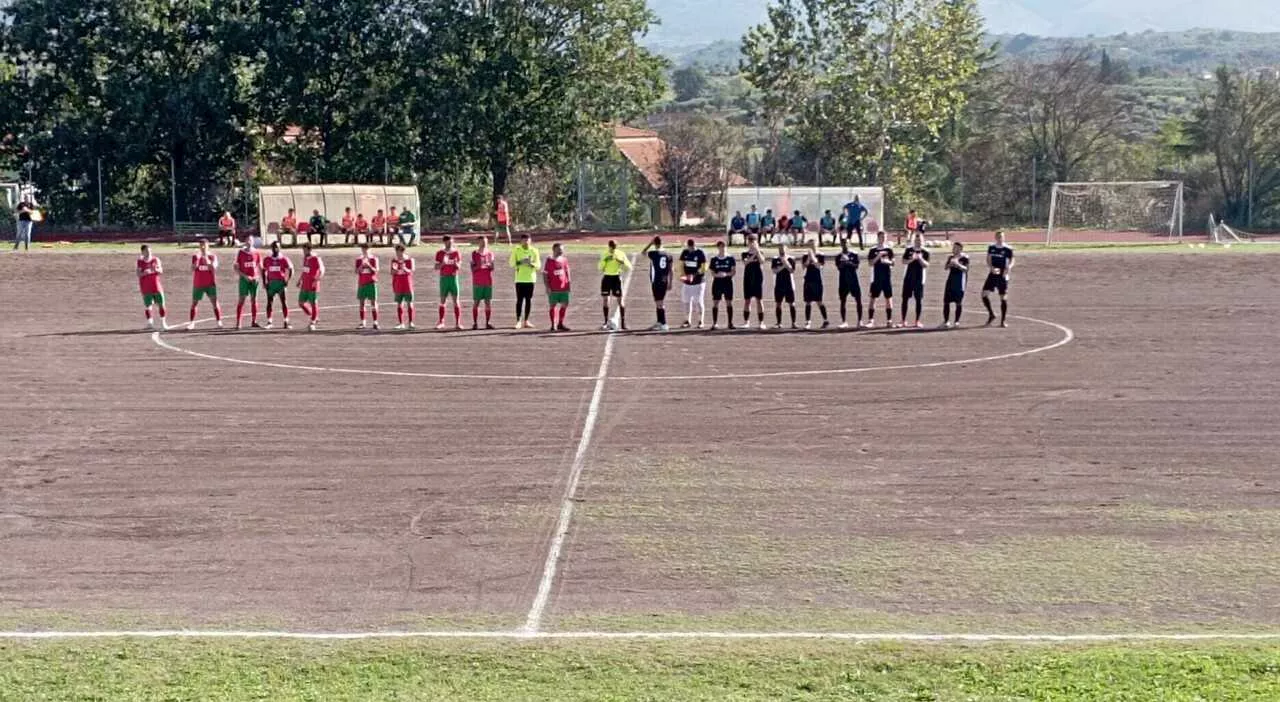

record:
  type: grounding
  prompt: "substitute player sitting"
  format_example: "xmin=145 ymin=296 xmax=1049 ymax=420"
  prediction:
xmin=800 ymin=241 xmax=829 ymax=329
xmin=867 ymin=231 xmax=895 ymax=328
xmin=136 ymin=244 xmax=168 ymax=330
xmin=188 ymin=238 xmax=224 ymax=330
xmin=355 ymin=242 xmax=380 ymax=330
xmin=728 ymin=211 xmax=747 ymax=244
xmin=709 ymin=240 xmax=736 ymax=331
xmin=340 ymin=207 xmax=355 ymax=243
xmin=900 ymin=232 xmax=930 ymax=328
xmin=941 ymin=242 xmax=969 ymax=329
xmin=982 ymin=230 xmax=1014 ymax=328
xmin=234 ymin=236 xmax=263 ymax=329
xmin=598 ymin=239 xmax=631 ymax=331
xmin=262 ymin=241 xmax=294 ymax=329
xmin=391 ymin=243 xmax=416 ymax=330
xmin=217 ymin=211 xmax=237 ymax=247
xmin=819 ymin=210 xmax=837 ymax=245
xmin=307 ymin=209 xmax=328 ymax=247
xmin=761 ymin=209 xmax=777 ymax=243
xmin=640 ymin=236 xmax=674 ymax=331
xmin=297 ymin=243 xmax=325 ymax=331
xmin=353 ymin=212 xmax=370 ymax=244
xmin=789 ymin=210 xmax=807 ymax=245
xmin=434 ymin=235 xmax=463 ymax=330
xmin=679 ymin=238 xmax=708 ymax=329
xmin=281 ymin=208 xmax=299 ymax=245
xmin=371 ymin=210 xmax=388 ymax=246
xmin=543 ymin=243 xmax=572 ymax=332
xmin=771 ymin=244 xmax=798 ymax=330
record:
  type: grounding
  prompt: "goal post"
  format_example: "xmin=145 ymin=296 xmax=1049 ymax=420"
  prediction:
xmin=1046 ymin=181 xmax=1184 ymax=245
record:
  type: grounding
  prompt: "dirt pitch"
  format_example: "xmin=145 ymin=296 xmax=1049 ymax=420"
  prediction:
xmin=1 ymin=246 xmax=1278 ymax=635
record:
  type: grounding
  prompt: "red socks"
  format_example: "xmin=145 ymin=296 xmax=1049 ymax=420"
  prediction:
xmin=438 ymin=304 xmax=446 ymax=325
xmin=408 ymin=306 xmax=415 ymax=324
xmin=398 ymin=307 xmax=404 ymax=324
xmin=472 ymin=306 xmax=479 ymax=325
xmin=453 ymin=305 xmax=460 ymax=327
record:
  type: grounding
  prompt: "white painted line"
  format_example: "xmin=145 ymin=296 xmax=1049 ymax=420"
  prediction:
xmin=1 ymin=629 xmax=1278 ymax=642
xmin=522 ymin=255 xmax=637 ymax=634
xmin=611 ymin=315 xmax=1074 ymax=380
xmin=151 ymin=315 xmax=1074 ymax=383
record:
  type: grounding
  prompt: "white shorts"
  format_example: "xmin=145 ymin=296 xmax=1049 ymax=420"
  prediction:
xmin=681 ymin=282 xmax=706 ymax=304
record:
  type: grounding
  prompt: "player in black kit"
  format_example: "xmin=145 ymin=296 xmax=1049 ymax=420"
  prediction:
xmin=834 ymin=239 xmax=863 ymax=328
xmin=942 ymin=241 xmax=969 ymax=328
xmin=982 ymin=230 xmax=1015 ymax=327
xmin=866 ymin=231 xmax=895 ymax=328
xmin=640 ymin=236 xmax=675 ymax=331
xmin=771 ymin=244 xmax=798 ymax=329
xmin=900 ymin=232 xmax=930 ymax=328
xmin=741 ymin=234 xmax=767 ymax=329
xmin=709 ymin=240 xmax=737 ymax=330
xmin=800 ymin=241 xmax=829 ymax=329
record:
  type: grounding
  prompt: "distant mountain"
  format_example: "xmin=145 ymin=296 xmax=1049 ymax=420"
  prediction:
xmin=644 ymin=0 xmax=1280 ymax=48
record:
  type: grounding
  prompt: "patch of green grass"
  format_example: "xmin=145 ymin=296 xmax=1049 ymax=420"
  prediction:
xmin=1 ymin=639 xmax=1278 ymax=701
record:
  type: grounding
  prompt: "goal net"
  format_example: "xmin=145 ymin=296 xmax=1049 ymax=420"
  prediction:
xmin=1046 ymin=181 xmax=1184 ymax=245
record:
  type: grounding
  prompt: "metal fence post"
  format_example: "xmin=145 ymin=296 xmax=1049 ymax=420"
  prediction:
xmin=96 ymin=158 xmax=104 ymax=227
xmin=170 ymin=154 xmax=178 ymax=226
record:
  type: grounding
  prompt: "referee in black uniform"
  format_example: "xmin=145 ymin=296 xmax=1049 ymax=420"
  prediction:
xmin=709 ymin=240 xmax=736 ymax=330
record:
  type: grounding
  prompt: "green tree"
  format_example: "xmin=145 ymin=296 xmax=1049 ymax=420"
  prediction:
xmin=655 ymin=115 xmax=745 ymax=224
xmin=739 ymin=0 xmax=812 ymax=185
xmin=1186 ymin=67 xmax=1280 ymax=225
xmin=409 ymin=0 xmax=665 ymax=203
xmin=672 ymin=66 xmax=710 ymax=102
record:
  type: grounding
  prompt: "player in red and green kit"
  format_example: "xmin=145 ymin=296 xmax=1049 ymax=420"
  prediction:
xmin=136 ymin=244 xmax=168 ymax=330
xmin=470 ymin=236 xmax=496 ymax=330
xmin=355 ymin=242 xmax=380 ymax=330
xmin=188 ymin=238 xmax=224 ymax=330
xmin=391 ymin=244 xmax=416 ymax=331
xmin=434 ymin=234 xmax=463 ymax=330
xmin=543 ymin=242 xmax=572 ymax=332
xmin=234 ymin=236 xmax=263 ymax=329
xmin=262 ymin=240 xmax=294 ymax=329
xmin=297 ymin=243 xmax=325 ymax=331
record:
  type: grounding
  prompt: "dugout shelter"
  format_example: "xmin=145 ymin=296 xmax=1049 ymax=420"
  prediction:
xmin=257 ymin=184 xmax=421 ymax=241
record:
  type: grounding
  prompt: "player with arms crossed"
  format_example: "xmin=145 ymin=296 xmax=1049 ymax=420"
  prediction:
xmin=136 ymin=244 xmax=168 ymax=330
xmin=355 ymin=242 xmax=380 ymax=330
xmin=679 ymin=238 xmax=708 ymax=329
xmin=866 ymin=231 xmax=895 ymax=328
xmin=741 ymin=235 xmax=767 ymax=329
xmin=900 ymin=232 xmax=930 ymax=328
xmin=598 ymin=240 xmax=632 ymax=331
xmin=771 ymin=244 xmax=798 ymax=330
xmin=640 ymin=236 xmax=674 ymax=331
xmin=234 ymin=236 xmax=263 ymax=329
xmin=834 ymin=239 xmax=863 ymax=328
xmin=470 ymin=236 xmax=497 ymax=330
xmin=435 ymin=235 xmax=463 ymax=330
xmin=800 ymin=241 xmax=829 ymax=329
xmin=941 ymin=242 xmax=969 ymax=329
xmin=297 ymin=243 xmax=325 ymax=331
xmin=391 ymin=244 xmax=417 ymax=330
xmin=543 ymin=243 xmax=572 ymax=332
xmin=188 ymin=239 xmax=223 ymax=330
xmin=982 ymin=231 xmax=1015 ymax=327
xmin=709 ymin=240 xmax=736 ymax=330
xmin=262 ymin=241 xmax=294 ymax=329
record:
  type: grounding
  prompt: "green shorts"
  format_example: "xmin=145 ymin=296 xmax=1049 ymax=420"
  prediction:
xmin=192 ymin=286 xmax=217 ymax=302
xmin=357 ymin=283 xmax=378 ymax=301
xmin=266 ymin=280 xmax=287 ymax=297
xmin=439 ymin=275 xmax=460 ymax=299
xmin=548 ymin=291 xmax=571 ymax=306
xmin=395 ymin=292 xmax=414 ymax=304
xmin=473 ymin=285 xmax=493 ymax=302
xmin=238 ymin=278 xmax=259 ymax=297
xmin=299 ymin=290 xmax=318 ymax=304
xmin=142 ymin=292 xmax=165 ymax=307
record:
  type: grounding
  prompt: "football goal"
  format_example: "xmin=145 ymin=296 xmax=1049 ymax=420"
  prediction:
xmin=1046 ymin=181 xmax=1184 ymax=245
xmin=1207 ymin=214 xmax=1276 ymax=244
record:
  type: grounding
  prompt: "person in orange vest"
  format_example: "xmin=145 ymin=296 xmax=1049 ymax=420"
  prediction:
xmin=218 ymin=211 xmax=237 ymax=247
xmin=385 ymin=206 xmax=399 ymax=246
xmin=371 ymin=209 xmax=387 ymax=246
xmin=340 ymin=207 xmax=355 ymax=244
xmin=353 ymin=212 xmax=370 ymax=245
xmin=280 ymin=208 xmax=298 ymax=245
xmin=495 ymin=195 xmax=512 ymax=244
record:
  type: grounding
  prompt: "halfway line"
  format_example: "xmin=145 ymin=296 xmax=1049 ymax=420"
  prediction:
xmin=522 ymin=255 xmax=637 ymax=634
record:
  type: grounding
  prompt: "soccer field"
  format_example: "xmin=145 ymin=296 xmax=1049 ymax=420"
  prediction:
xmin=1 ymin=246 xmax=1279 ymax=696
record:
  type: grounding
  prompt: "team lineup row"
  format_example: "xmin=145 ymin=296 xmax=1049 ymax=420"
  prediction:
xmin=133 ymin=232 xmax=1016 ymax=333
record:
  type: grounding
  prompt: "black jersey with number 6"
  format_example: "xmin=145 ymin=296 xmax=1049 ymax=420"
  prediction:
xmin=648 ymin=250 xmax=673 ymax=285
